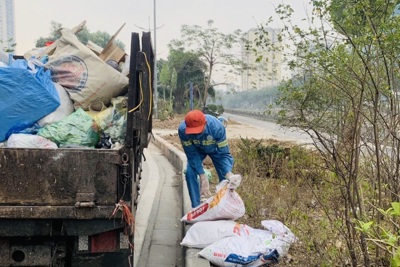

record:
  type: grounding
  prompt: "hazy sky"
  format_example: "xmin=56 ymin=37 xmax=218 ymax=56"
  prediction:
xmin=14 ymin=0 xmax=311 ymax=60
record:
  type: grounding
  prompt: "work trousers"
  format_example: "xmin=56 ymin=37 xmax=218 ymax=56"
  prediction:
xmin=185 ymin=154 xmax=230 ymax=208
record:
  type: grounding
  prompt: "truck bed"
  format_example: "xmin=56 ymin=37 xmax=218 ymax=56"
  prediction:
xmin=0 ymin=147 xmax=123 ymax=219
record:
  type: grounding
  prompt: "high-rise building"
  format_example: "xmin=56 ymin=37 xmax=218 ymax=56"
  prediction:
xmin=241 ymin=28 xmax=282 ymax=91
xmin=0 ymin=0 xmax=15 ymax=50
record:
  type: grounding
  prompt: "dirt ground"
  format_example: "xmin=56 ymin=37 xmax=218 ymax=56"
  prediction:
xmin=152 ymin=113 xmax=297 ymax=176
xmin=152 ymin=114 xmax=285 ymax=141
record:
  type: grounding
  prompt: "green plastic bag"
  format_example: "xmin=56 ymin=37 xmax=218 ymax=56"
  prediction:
xmin=38 ymin=108 xmax=99 ymax=147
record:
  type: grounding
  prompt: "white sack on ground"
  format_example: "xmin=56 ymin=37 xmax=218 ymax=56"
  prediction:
xmin=181 ymin=178 xmax=245 ymax=223
xmin=181 ymin=220 xmax=253 ymax=249
xmin=198 ymin=234 xmax=279 ymax=267
xmin=198 ymin=220 xmax=297 ymax=267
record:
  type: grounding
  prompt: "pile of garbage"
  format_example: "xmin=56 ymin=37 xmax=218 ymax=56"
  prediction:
xmin=0 ymin=23 xmax=130 ymax=149
xmin=180 ymin=175 xmax=297 ymax=267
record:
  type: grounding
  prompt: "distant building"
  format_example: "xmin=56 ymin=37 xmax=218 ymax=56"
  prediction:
xmin=241 ymin=28 xmax=283 ymax=91
xmin=0 ymin=0 xmax=15 ymax=50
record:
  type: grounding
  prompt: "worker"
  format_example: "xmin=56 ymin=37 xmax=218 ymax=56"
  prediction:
xmin=178 ymin=109 xmax=235 ymax=208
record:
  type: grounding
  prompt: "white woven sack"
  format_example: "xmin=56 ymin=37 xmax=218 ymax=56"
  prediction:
xmin=7 ymin=134 xmax=57 ymax=149
xmin=38 ymin=82 xmax=74 ymax=126
xmin=198 ymin=233 xmax=277 ymax=266
xmin=198 ymin=220 xmax=297 ymax=266
xmin=181 ymin=179 xmax=245 ymax=223
xmin=181 ymin=220 xmax=253 ymax=249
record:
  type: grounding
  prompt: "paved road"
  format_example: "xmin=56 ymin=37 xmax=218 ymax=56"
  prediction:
xmin=223 ymin=112 xmax=313 ymax=145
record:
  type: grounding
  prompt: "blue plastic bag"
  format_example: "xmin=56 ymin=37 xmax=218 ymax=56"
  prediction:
xmin=0 ymin=60 xmax=60 ymax=141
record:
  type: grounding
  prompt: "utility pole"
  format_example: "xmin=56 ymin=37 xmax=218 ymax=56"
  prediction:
xmin=189 ymin=82 xmax=193 ymax=110
xmin=153 ymin=0 xmax=158 ymax=119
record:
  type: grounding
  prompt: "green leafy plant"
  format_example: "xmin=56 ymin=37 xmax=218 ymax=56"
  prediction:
xmin=356 ymin=202 xmax=400 ymax=267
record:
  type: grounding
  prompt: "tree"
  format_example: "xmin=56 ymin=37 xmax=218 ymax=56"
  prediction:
xmin=329 ymin=0 xmax=399 ymax=37
xmin=160 ymin=48 xmax=207 ymax=113
xmin=169 ymin=20 xmax=245 ymax=110
xmin=35 ymin=20 xmax=125 ymax=50
xmin=159 ymin=58 xmax=172 ymax=102
xmin=84 ymin=30 xmax=125 ymax=50
xmin=35 ymin=21 xmax=62 ymax=47
xmin=75 ymin=26 xmax=91 ymax=45
xmin=157 ymin=58 xmax=174 ymax=118
xmin=0 ymin=38 xmax=16 ymax=53
xmin=255 ymin=0 xmax=400 ymax=266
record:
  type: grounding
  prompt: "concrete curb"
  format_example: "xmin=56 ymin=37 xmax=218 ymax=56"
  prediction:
xmin=151 ymin=132 xmax=210 ymax=267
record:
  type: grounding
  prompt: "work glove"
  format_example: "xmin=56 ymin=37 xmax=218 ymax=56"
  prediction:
xmin=225 ymin=173 xmax=242 ymax=189
xmin=225 ymin=172 xmax=233 ymax=179
xmin=200 ymin=174 xmax=212 ymax=198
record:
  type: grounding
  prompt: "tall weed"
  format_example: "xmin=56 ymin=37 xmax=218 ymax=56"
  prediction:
xmin=230 ymin=138 xmax=353 ymax=266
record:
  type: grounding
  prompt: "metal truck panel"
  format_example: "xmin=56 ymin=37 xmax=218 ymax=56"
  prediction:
xmin=0 ymin=148 xmax=121 ymax=207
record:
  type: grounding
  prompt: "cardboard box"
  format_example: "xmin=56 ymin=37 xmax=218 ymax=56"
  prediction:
xmin=99 ymin=23 xmax=127 ymax=63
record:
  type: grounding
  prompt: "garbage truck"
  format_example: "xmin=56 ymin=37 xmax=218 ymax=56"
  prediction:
xmin=0 ymin=32 xmax=153 ymax=266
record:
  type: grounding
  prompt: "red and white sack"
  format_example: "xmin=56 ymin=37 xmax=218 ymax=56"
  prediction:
xmin=181 ymin=220 xmax=253 ymax=249
xmin=198 ymin=233 xmax=278 ymax=266
xmin=181 ymin=177 xmax=245 ymax=223
xmin=198 ymin=220 xmax=297 ymax=266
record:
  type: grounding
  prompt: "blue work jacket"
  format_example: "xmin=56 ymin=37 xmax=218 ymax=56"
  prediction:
xmin=178 ymin=114 xmax=233 ymax=177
